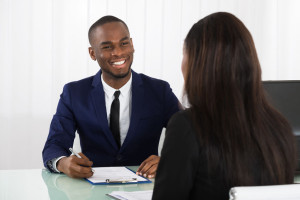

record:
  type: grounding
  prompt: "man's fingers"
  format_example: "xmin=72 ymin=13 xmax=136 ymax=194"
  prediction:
xmin=69 ymin=167 xmax=94 ymax=178
xmin=71 ymin=153 xmax=93 ymax=167
xmin=67 ymin=157 xmax=94 ymax=178
xmin=144 ymin=163 xmax=158 ymax=178
xmin=140 ymin=159 xmax=159 ymax=175
xmin=78 ymin=152 xmax=89 ymax=160
xmin=70 ymin=164 xmax=94 ymax=177
xmin=137 ymin=155 xmax=157 ymax=172
xmin=136 ymin=161 xmax=146 ymax=174
xmin=60 ymin=154 xmax=93 ymax=178
xmin=77 ymin=157 xmax=93 ymax=167
xmin=137 ymin=155 xmax=160 ymax=177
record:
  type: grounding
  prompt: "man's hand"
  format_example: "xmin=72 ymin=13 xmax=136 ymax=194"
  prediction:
xmin=136 ymin=155 xmax=160 ymax=178
xmin=57 ymin=153 xmax=94 ymax=178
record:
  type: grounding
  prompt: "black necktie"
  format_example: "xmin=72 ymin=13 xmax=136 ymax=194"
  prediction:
xmin=110 ymin=90 xmax=121 ymax=148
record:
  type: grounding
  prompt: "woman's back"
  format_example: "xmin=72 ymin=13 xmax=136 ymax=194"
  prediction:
xmin=152 ymin=108 xmax=296 ymax=200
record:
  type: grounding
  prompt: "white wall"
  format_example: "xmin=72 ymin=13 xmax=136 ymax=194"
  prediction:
xmin=1 ymin=0 xmax=300 ymax=169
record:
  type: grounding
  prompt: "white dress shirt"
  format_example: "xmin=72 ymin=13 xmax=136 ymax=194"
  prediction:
xmin=101 ymin=73 xmax=132 ymax=146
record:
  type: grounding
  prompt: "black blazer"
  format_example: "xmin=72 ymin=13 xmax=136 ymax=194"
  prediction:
xmin=153 ymin=110 xmax=233 ymax=200
xmin=153 ymin=109 xmax=296 ymax=200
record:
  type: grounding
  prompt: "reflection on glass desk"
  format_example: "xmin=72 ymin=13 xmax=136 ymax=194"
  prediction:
xmin=0 ymin=166 xmax=154 ymax=200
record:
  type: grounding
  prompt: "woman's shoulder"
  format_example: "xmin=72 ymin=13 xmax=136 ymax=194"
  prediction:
xmin=166 ymin=109 xmax=197 ymax=139
xmin=171 ymin=108 xmax=192 ymax=120
xmin=168 ymin=109 xmax=193 ymax=126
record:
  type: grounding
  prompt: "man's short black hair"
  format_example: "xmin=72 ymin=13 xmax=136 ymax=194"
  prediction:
xmin=88 ymin=15 xmax=129 ymax=45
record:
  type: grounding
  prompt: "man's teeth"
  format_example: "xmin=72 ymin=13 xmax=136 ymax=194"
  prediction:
xmin=112 ymin=60 xmax=125 ymax=65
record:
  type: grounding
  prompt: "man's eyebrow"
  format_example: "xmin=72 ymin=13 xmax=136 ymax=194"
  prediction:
xmin=100 ymin=37 xmax=129 ymax=46
xmin=120 ymin=36 xmax=130 ymax=41
xmin=100 ymin=41 xmax=112 ymax=46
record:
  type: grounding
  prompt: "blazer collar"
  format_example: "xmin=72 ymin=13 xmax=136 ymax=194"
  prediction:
xmin=90 ymin=70 xmax=115 ymax=149
xmin=92 ymin=70 xmax=102 ymax=87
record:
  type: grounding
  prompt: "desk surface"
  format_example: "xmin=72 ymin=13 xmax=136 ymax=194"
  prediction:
xmin=0 ymin=166 xmax=154 ymax=200
xmin=1 ymin=168 xmax=300 ymax=200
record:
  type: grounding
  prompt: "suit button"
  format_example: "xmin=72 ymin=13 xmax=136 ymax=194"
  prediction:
xmin=116 ymin=155 xmax=122 ymax=161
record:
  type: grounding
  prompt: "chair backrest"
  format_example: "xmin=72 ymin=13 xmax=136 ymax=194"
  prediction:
xmin=263 ymin=80 xmax=300 ymax=171
xmin=229 ymin=184 xmax=300 ymax=200
xmin=263 ymin=80 xmax=300 ymax=136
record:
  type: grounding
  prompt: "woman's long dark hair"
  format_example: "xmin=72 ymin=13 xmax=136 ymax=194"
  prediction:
xmin=184 ymin=12 xmax=297 ymax=187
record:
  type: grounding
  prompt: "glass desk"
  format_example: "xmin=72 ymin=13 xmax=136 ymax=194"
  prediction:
xmin=1 ymin=167 xmax=300 ymax=200
xmin=0 ymin=166 xmax=154 ymax=200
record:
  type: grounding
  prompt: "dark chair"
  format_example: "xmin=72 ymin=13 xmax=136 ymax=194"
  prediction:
xmin=263 ymin=80 xmax=300 ymax=171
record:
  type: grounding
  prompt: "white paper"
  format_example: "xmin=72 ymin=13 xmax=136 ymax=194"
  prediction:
xmin=87 ymin=167 xmax=148 ymax=184
xmin=229 ymin=184 xmax=300 ymax=200
xmin=108 ymin=190 xmax=153 ymax=200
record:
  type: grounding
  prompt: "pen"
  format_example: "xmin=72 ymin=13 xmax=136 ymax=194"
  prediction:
xmin=69 ymin=147 xmax=95 ymax=173
xmin=69 ymin=147 xmax=82 ymax=158
xmin=106 ymin=178 xmax=137 ymax=183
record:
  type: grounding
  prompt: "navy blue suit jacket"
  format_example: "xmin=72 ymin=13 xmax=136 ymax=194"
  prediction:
xmin=42 ymin=70 xmax=179 ymax=171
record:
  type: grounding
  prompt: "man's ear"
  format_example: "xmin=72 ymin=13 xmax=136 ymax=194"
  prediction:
xmin=88 ymin=47 xmax=96 ymax=61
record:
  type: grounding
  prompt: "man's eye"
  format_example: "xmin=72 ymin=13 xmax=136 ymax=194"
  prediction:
xmin=122 ymin=42 xmax=129 ymax=45
xmin=102 ymin=46 xmax=110 ymax=49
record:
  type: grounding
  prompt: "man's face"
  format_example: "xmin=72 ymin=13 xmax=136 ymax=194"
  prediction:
xmin=89 ymin=22 xmax=134 ymax=80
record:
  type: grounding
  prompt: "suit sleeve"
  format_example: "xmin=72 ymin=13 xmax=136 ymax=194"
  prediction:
xmin=162 ymin=82 xmax=180 ymax=127
xmin=152 ymin=112 xmax=200 ymax=200
xmin=42 ymin=84 xmax=77 ymax=171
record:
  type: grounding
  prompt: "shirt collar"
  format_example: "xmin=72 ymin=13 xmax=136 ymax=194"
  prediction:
xmin=101 ymin=73 xmax=132 ymax=98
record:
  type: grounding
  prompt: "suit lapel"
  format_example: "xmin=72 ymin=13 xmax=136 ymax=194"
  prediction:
xmin=91 ymin=70 xmax=119 ymax=149
xmin=121 ymin=71 xmax=144 ymax=150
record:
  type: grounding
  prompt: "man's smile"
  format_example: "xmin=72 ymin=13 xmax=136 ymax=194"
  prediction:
xmin=110 ymin=58 xmax=127 ymax=69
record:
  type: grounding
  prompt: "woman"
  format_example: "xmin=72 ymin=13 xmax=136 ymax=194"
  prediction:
xmin=152 ymin=12 xmax=297 ymax=200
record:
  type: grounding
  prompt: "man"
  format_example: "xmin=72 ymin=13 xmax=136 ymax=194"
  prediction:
xmin=42 ymin=15 xmax=180 ymax=179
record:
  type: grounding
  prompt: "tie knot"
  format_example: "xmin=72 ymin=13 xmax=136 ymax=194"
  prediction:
xmin=114 ymin=90 xmax=120 ymax=99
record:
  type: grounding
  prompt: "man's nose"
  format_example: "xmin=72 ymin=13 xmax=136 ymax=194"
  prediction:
xmin=111 ymin=46 xmax=122 ymax=56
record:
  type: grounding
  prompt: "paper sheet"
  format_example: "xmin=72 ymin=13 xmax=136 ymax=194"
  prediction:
xmin=87 ymin=167 xmax=148 ymax=184
xmin=107 ymin=190 xmax=153 ymax=200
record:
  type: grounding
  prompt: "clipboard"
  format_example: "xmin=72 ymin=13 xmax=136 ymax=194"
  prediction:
xmin=85 ymin=166 xmax=151 ymax=185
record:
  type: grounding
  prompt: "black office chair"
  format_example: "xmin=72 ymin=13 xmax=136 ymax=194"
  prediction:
xmin=263 ymin=80 xmax=300 ymax=171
